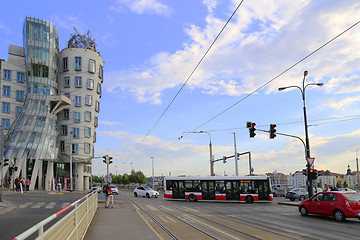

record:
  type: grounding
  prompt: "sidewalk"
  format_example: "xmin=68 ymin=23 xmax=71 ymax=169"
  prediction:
xmin=84 ymin=199 xmax=159 ymax=240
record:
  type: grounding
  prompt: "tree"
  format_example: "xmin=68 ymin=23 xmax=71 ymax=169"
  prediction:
xmin=122 ymin=174 xmax=130 ymax=185
xmin=343 ymin=181 xmax=348 ymax=188
xmin=336 ymin=181 xmax=341 ymax=188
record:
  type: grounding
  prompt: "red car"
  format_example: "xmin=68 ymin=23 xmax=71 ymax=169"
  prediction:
xmin=299 ymin=191 xmax=360 ymax=222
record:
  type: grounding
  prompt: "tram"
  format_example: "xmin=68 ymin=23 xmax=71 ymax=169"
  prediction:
xmin=164 ymin=175 xmax=273 ymax=203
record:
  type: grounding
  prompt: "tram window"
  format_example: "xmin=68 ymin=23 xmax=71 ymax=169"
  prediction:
xmin=166 ymin=180 xmax=173 ymax=190
xmin=215 ymin=181 xmax=225 ymax=193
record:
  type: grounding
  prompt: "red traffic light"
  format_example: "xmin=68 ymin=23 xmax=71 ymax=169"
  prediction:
xmin=251 ymin=123 xmax=256 ymax=127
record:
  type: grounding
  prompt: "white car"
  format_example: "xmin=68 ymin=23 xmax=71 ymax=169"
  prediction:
xmin=110 ymin=185 xmax=119 ymax=195
xmin=134 ymin=187 xmax=159 ymax=198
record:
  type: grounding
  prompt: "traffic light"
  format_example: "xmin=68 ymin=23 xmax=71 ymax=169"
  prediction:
xmin=14 ymin=166 xmax=18 ymax=171
xmin=9 ymin=167 xmax=14 ymax=176
xmin=309 ymin=169 xmax=318 ymax=179
xmin=223 ymin=156 xmax=227 ymax=163
xmin=3 ymin=159 xmax=9 ymax=166
xmin=103 ymin=155 xmax=113 ymax=165
xmin=303 ymin=168 xmax=308 ymax=176
xmin=249 ymin=122 xmax=256 ymax=138
xmin=269 ymin=124 xmax=276 ymax=139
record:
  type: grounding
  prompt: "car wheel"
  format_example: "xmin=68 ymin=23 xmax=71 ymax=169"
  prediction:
xmin=334 ymin=210 xmax=346 ymax=222
xmin=290 ymin=198 xmax=295 ymax=201
xmin=146 ymin=193 xmax=150 ymax=198
xmin=155 ymin=195 xmax=158 ymax=198
xmin=245 ymin=195 xmax=254 ymax=204
xmin=188 ymin=194 xmax=197 ymax=202
xmin=299 ymin=195 xmax=306 ymax=201
xmin=299 ymin=206 xmax=308 ymax=216
xmin=134 ymin=192 xmax=138 ymax=197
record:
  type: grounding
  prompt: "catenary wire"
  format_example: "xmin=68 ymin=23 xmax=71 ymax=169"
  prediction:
xmin=190 ymin=19 xmax=360 ymax=132
xmin=144 ymin=0 xmax=246 ymax=139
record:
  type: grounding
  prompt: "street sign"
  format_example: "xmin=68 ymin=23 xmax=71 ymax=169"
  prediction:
xmin=306 ymin=157 xmax=315 ymax=166
xmin=104 ymin=175 xmax=112 ymax=183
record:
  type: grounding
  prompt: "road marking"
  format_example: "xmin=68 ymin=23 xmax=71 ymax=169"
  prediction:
xmin=31 ymin=202 xmax=45 ymax=208
xmin=61 ymin=203 xmax=70 ymax=209
xmin=159 ymin=206 xmax=173 ymax=211
xmin=46 ymin=202 xmax=56 ymax=209
xmin=177 ymin=206 xmax=200 ymax=212
xmin=182 ymin=214 xmax=241 ymax=240
xmin=19 ymin=202 xmax=33 ymax=208
xmin=158 ymin=215 xmax=168 ymax=222
xmin=146 ymin=204 xmax=158 ymax=211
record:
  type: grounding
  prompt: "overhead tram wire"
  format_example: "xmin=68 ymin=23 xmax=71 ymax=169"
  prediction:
xmin=191 ymin=19 xmax=360 ymax=132
xmin=144 ymin=0 xmax=246 ymax=139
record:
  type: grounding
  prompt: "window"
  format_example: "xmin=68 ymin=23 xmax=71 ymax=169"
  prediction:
xmin=3 ymin=70 xmax=11 ymax=80
xmin=61 ymin=125 xmax=68 ymax=136
xmin=97 ymin=83 xmax=101 ymax=94
xmin=95 ymin=101 xmax=100 ymax=112
xmin=16 ymin=90 xmax=24 ymax=102
xmin=323 ymin=193 xmax=337 ymax=201
xmin=75 ymin=96 xmax=81 ymax=106
xmin=85 ymin=111 xmax=91 ymax=122
xmin=16 ymin=106 xmax=22 ymax=117
xmin=94 ymin=116 xmax=98 ymax=127
xmin=87 ymin=79 xmax=94 ymax=89
xmin=99 ymin=65 xmax=103 ymax=79
xmin=63 ymin=57 xmax=68 ymax=71
xmin=73 ymin=128 xmax=80 ymax=138
xmin=64 ymin=77 xmax=70 ymax=88
xmin=17 ymin=72 xmax=25 ymax=83
xmin=85 ymin=95 xmax=92 ymax=106
xmin=2 ymin=118 xmax=10 ymax=129
xmin=75 ymin=57 xmax=82 ymax=70
xmin=73 ymin=112 xmax=81 ymax=122
xmin=75 ymin=76 xmax=82 ymax=87
xmin=3 ymin=86 xmax=10 ymax=97
xmin=72 ymin=143 xmax=79 ymax=154
xmin=63 ymin=109 xmax=70 ymax=119
xmin=85 ymin=127 xmax=91 ymax=138
xmin=84 ymin=143 xmax=91 ymax=154
xmin=60 ymin=141 xmax=66 ymax=152
xmin=2 ymin=102 xmax=10 ymax=113
xmin=64 ymin=92 xmax=70 ymax=99
xmin=35 ymin=116 xmax=45 ymax=127
xmin=93 ymin=131 xmax=96 ymax=142
xmin=89 ymin=59 xmax=96 ymax=73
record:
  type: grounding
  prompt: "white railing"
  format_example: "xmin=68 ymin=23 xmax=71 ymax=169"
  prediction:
xmin=13 ymin=191 xmax=98 ymax=240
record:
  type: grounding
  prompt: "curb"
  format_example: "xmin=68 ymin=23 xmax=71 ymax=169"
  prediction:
xmin=278 ymin=201 xmax=300 ymax=207
xmin=0 ymin=199 xmax=17 ymax=216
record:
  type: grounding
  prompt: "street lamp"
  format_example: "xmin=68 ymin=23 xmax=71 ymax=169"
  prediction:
xmin=69 ymin=131 xmax=73 ymax=192
xmin=151 ymin=157 xmax=154 ymax=188
xmin=278 ymin=71 xmax=323 ymax=197
xmin=356 ymin=148 xmax=360 ymax=192
xmin=179 ymin=131 xmax=214 ymax=176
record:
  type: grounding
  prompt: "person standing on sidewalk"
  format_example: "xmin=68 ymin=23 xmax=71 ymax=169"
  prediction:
xmin=105 ymin=182 xmax=114 ymax=209
xmin=25 ymin=178 xmax=31 ymax=191
xmin=7 ymin=177 xmax=11 ymax=191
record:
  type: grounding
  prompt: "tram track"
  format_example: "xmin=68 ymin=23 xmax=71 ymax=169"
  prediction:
xmin=129 ymin=194 xmax=306 ymax=240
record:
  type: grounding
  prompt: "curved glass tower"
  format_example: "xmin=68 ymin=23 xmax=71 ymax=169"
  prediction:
xmin=4 ymin=17 xmax=60 ymax=190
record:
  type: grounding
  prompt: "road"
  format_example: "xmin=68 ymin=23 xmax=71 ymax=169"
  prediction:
xmin=1 ymin=190 xmax=360 ymax=239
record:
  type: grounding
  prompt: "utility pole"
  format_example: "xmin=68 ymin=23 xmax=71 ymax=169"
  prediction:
xmin=151 ymin=157 xmax=154 ymax=188
xmin=0 ymin=125 xmax=4 ymax=201
xmin=233 ymin=133 xmax=238 ymax=176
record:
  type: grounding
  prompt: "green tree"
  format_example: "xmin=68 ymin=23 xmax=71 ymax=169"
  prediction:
xmin=122 ymin=174 xmax=130 ymax=185
xmin=336 ymin=181 xmax=341 ymax=188
xmin=343 ymin=181 xmax=348 ymax=188
xmin=135 ymin=171 xmax=146 ymax=184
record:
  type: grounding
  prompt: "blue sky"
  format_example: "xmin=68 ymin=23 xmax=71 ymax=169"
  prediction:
xmin=1 ymin=0 xmax=360 ymax=178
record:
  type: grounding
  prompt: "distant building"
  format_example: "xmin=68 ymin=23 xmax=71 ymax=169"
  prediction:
xmin=317 ymin=170 xmax=336 ymax=190
xmin=344 ymin=165 xmax=359 ymax=190
xmin=289 ymin=171 xmax=306 ymax=188
xmin=266 ymin=171 xmax=289 ymax=185
xmin=0 ymin=17 xmax=103 ymax=191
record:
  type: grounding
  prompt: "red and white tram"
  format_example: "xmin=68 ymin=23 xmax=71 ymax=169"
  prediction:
xmin=164 ymin=175 xmax=273 ymax=203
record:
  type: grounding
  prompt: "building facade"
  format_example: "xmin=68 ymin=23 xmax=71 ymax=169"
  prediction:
xmin=0 ymin=17 xmax=103 ymax=191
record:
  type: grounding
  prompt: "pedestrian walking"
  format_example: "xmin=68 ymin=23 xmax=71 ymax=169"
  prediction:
xmin=7 ymin=177 xmax=11 ymax=191
xmin=103 ymin=184 xmax=109 ymax=208
xmin=15 ymin=177 xmax=20 ymax=192
xmin=323 ymin=184 xmax=329 ymax=191
xmin=25 ymin=178 xmax=31 ymax=191
xmin=105 ymin=182 xmax=114 ymax=208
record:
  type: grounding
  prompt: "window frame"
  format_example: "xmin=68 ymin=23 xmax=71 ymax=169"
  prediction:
xmin=73 ymin=112 xmax=81 ymax=123
xmin=75 ymin=96 xmax=81 ymax=106
xmin=2 ymin=102 xmax=10 ymax=113
xmin=64 ymin=76 xmax=70 ymax=88
xmin=89 ymin=59 xmax=96 ymax=73
xmin=3 ymin=85 xmax=11 ymax=97
xmin=17 ymin=72 xmax=25 ymax=83
xmin=75 ymin=56 xmax=82 ymax=71
xmin=75 ymin=76 xmax=82 ymax=88
xmin=4 ymin=69 xmax=11 ymax=80
xmin=63 ymin=57 xmax=68 ymax=71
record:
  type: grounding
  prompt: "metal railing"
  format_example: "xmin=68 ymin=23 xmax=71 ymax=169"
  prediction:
xmin=13 ymin=191 xmax=98 ymax=240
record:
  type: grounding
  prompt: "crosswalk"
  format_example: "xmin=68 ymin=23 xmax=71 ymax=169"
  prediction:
xmin=18 ymin=202 xmax=70 ymax=209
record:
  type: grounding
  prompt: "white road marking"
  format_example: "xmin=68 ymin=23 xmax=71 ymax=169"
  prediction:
xmin=146 ymin=205 xmax=158 ymax=211
xmin=45 ymin=202 xmax=56 ymax=209
xmin=31 ymin=202 xmax=45 ymax=208
xmin=160 ymin=206 xmax=174 ymax=211
xmin=19 ymin=202 xmax=33 ymax=208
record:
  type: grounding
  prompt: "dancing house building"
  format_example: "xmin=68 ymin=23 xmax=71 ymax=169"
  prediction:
xmin=0 ymin=17 xmax=103 ymax=191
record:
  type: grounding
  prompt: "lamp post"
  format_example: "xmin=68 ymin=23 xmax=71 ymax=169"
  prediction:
xmin=356 ymin=148 xmax=360 ymax=192
xmin=279 ymin=71 xmax=323 ymax=197
xmin=180 ymin=131 xmax=214 ymax=176
xmin=69 ymin=131 xmax=73 ymax=192
xmin=151 ymin=157 xmax=154 ymax=188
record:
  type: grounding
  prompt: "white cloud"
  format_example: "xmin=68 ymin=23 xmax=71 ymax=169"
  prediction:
xmin=110 ymin=0 xmax=172 ymax=17
xmin=326 ymin=96 xmax=360 ymax=110
xmin=99 ymin=120 xmax=122 ymax=126
xmin=105 ymin=1 xmax=360 ymax=103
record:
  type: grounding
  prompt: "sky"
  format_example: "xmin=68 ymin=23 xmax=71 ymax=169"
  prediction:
xmin=1 ymin=0 xmax=360 ymax=178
